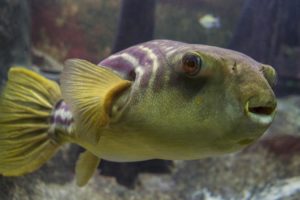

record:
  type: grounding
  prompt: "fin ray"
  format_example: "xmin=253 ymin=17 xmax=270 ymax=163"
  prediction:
xmin=0 ymin=67 xmax=62 ymax=176
xmin=61 ymin=59 xmax=131 ymax=142
xmin=75 ymin=150 xmax=100 ymax=187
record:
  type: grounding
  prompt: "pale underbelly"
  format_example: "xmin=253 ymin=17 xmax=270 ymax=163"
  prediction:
xmin=82 ymin=129 xmax=241 ymax=162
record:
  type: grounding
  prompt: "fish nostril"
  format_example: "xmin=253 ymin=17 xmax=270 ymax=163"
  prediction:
xmin=248 ymin=106 xmax=275 ymax=116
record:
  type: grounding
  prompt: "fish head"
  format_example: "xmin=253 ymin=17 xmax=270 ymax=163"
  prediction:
xmin=160 ymin=44 xmax=277 ymax=151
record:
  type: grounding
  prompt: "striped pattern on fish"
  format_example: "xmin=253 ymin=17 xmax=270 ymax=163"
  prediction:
xmin=99 ymin=40 xmax=182 ymax=93
xmin=49 ymin=40 xmax=187 ymax=134
xmin=50 ymin=100 xmax=75 ymax=134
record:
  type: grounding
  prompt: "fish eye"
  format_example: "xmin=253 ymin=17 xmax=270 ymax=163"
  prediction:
xmin=182 ymin=53 xmax=202 ymax=76
xmin=261 ymin=65 xmax=277 ymax=87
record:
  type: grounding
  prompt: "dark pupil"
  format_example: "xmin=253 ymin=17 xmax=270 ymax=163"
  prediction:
xmin=186 ymin=59 xmax=196 ymax=68
xmin=183 ymin=55 xmax=201 ymax=75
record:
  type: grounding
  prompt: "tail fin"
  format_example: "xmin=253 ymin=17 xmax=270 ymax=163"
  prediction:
xmin=0 ymin=67 xmax=62 ymax=176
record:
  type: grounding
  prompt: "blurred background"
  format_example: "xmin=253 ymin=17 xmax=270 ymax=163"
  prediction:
xmin=1 ymin=0 xmax=300 ymax=199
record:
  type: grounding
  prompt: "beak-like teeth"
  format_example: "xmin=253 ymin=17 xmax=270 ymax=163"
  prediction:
xmin=247 ymin=111 xmax=274 ymax=125
xmin=245 ymin=101 xmax=276 ymax=126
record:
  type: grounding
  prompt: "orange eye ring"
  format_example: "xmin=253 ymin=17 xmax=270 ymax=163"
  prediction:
xmin=182 ymin=53 xmax=202 ymax=76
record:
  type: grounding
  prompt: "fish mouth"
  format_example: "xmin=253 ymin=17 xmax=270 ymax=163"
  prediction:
xmin=245 ymin=101 xmax=277 ymax=126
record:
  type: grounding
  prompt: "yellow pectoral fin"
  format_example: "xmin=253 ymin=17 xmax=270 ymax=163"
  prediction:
xmin=75 ymin=150 xmax=101 ymax=187
xmin=61 ymin=59 xmax=131 ymax=143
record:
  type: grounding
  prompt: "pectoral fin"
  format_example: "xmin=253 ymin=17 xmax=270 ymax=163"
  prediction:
xmin=61 ymin=59 xmax=131 ymax=143
xmin=75 ymin=150 xmax=101 ymax=187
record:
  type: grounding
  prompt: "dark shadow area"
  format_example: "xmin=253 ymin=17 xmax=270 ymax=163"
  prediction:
xmin=0 ymin=176 xmax=15 ymax=200
xmin=100 ymin=160 xmax=173 ymax=188
xmin=0 ymin=0 xmax=31 ymax=83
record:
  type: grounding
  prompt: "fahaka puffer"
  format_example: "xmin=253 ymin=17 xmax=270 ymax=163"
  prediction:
xmin=0 ymin=40 xmax=277 ymax=186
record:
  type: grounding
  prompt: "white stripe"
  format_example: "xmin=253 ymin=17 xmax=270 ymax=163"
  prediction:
xmin=134 ymin=66 xmax=144 ymax=89
xmin=166 ymin=48 xmax=177 ymax=57
xmin=109 ymin=51 xmax=146 ymax=93
xmin=54 ymin=109 xmax=73 ymax=120
xmin=108 ymin=53 xmax=139 ymax=67
xmin=138 ymin=46 xmax=159 ymax=87
xmin=165 ymin=46 xmax=174 ymax=51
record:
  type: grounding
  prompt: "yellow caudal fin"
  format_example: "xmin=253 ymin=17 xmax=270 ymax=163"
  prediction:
xmin=0 ymin=67 xmax=62 ymax=176
xmin=61 ymin=59 xmax=131 ymax=143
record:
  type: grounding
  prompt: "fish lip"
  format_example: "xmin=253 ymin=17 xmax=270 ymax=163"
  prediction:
xmin=247 ymin=111 xmax=275 ymax=125
xmin=245 ymin=101 xmax=276 ymax=126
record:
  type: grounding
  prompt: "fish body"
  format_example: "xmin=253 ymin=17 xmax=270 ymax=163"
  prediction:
xmin=0 ymin=40 xmax=277 ymax=186
xmin=79 ymin=40 xmax=276 ymax=160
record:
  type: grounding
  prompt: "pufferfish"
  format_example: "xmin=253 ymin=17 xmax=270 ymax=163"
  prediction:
xmin=0 ymin=40 xmax=277 ymax=186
